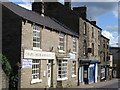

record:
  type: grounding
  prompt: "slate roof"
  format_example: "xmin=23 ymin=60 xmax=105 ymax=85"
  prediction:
xmin=2 ymin=2 xmax=79 ymax=37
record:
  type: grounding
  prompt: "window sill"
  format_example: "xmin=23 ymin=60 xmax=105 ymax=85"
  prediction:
xmin=72 ymin=52 xmax=76 ymax=54
xmin=33 ymin=47 xmax=42 ymax=51
xmin=31 ymin=79 xmax=42 ymax=84
xmin=72 ymin=75 xmax=76 ymax=78
xmin=58 ymin=50 xmax=65 ymax=53
xmin=57 ymin=77 xmax=68 ymax=81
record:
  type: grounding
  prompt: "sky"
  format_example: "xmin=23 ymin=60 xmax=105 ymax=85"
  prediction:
xmin=7 ymin=0 xmax=119 ymax=47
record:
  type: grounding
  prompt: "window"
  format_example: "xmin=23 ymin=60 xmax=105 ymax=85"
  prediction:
xmin=107 ymin=42 xmax=109 ymax=49
xmin=58 ymin=60 xmax=67 ymax=80
xmin=103 ymin=52 xmax=105 ymax=62
xmin=98 ymin=31 xmax=100 ymax=40
xmin=73 ymin=37 xmax=77 ymax=52
xmin=33 ymin=25 xmax=41 ymax=49
xmin=32 ymin=59 xmax=40 ymax=80
xmin=72 ymin=61 xmax=76 ymax=76
xmin=59 ymin=33 xmax=65 ymax=51
xmin=83 ymin=22 xmax=86 ymax=34
xmin=92 ymin=27 xmax=94 ymax=38
xmin=98 ymin=45 xmax=100 ymax=55
xmin=92 ymin=43 xmax=94 ymax=56
xmin=84 ymin=40 xmax=87 ymax=56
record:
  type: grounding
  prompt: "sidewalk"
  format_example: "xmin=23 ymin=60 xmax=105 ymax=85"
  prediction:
xmin=72 ymin=79 xmax=119 ymax=88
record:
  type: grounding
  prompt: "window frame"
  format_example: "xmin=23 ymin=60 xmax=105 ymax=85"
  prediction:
xmin=59 ymin=33 xmax=65 ymax=52
xmin=33 ymin=25 xmax=41 ymax=50
xmin=57 ymin=60 xmax=68 ymax=80
xmin=72 ymin=61 xmax=76 ymax=77
xmin=73 ymin=37 xmax=77 ymax=53
xmin=31 ymin=59 xmax=42 ymax=84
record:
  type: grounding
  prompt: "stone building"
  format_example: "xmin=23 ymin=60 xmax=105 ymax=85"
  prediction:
xmin=35 ymin=1 xmax=103 ymax=85
xmin=2 ymin=2 xmax=79 ymax=88
xmin=110 ymin=47 xmax=120 ymax=78
xmin=100 ymin=35 xmax=110 ymax=81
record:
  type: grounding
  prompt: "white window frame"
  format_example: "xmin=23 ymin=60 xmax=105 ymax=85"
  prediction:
xmin=31 ymin=59 xmax=42 ymax=84
xmin=73 ymin=37 xmax=77 ymax=53
xmin=33 ymin=25 xmax=41 ymax=50
xmin=59 ymin=33 xmax=65 ymax=52
xmin=72 ymin=61 xmax=76 ymax=77
xmin=57 ymin=60 xmax=68 ymax=81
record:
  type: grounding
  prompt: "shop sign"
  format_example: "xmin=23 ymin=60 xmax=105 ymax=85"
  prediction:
xmin=22 ymin=59 xmax=32 ymax=68
xmin=24 ymin=49 xmax=55 ymax=59
xmin=69 ymin=53 xmax=75 ymax=59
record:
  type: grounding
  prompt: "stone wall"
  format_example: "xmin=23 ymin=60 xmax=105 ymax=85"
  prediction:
xmin=0 ymin=62 xmax=9 ymax=89
xmin=20 ymin=21 xmax=79 ymax=88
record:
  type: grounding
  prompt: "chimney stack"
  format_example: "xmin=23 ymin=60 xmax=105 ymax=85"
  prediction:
xmin=32 ymin=0 xmax=44 ymax=16
xmin=73 ymin=6 xmax=87 ymax=18
xmin=91 ymin=21 xmax=96 ymax=25
xmin=64 ymin=0 xmax=71 ymax=9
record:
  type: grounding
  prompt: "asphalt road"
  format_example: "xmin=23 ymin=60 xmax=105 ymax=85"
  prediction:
xmin=96 ymin=79 xmax=120 ymax=89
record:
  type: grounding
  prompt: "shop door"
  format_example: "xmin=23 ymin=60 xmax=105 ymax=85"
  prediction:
xmin=84 ymin=65 xmax=89 ymax=84
xmin=47 ymin=60 xmax=52 ymax=87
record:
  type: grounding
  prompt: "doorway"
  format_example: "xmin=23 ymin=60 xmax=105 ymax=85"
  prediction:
xmin=47 ymin=60 xmax=52 ymax=87
xmin=84 ymin=65 xmax=89 ymax=84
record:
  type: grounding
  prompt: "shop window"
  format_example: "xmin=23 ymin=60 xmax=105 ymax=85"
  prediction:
xmin=84 ymin=22 xmax=86 ymax=35
xmin=33 ymin=25 xmax=41 ymax=49
xmin=32 ymin=59 xmax=40 ymax=80
xmin=73 ymin=37 xmax=77 ymax=52
xmin=58 ymin=60 xmax=67 ymax=80
xmin=59 ymin=33 xmax=65 ymax=51
xmin=72 ymin=61 xmax=76 ymax=76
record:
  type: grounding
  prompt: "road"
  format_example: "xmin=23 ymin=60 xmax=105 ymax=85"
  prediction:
xmin=97 ymin=79 xmax=120 ymax=89
xmin=72 ymin=79 xmax=120 ymax=89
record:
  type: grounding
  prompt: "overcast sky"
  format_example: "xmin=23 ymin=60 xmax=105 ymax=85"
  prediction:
xmin=8 ymin=0 xmax=120 ymax=47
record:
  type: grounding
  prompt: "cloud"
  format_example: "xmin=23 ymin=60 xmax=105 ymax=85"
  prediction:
xmin=18 ymin=2 xmax=31 ymax=10
xmin=72 ymin=2 xmax=118 ymax=20
xmin=102 ymin=30 xmax=118 ymax=47
xmin=106 ymin=25 xmax=118 ymax=33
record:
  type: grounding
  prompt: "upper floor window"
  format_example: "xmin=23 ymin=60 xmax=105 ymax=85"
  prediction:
xmin=98 ymin=31 xmax=100 ymax=40
xmin=98 ymin=45 xmax=100 ymax=55
xmin=92 ymin=43 xmax=94 ymax=56
xmin=83 ymin=22 xmax=86 ymax=35
xmin=92 ymin=27 xmax=94 ymax=38
xmin=84 ymin=40 xmax=87 ymax=56
xmin=73 ymin=37 xmax=77 ymax=52
xmin=59 ymin=33 xmax=65 ymax=51
xmin=33 ymin=25 xmax=41 ymax=49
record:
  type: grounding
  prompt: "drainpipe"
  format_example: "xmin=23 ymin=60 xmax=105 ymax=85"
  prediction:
xmin=77 ymin=58 xmax=80 ymax=86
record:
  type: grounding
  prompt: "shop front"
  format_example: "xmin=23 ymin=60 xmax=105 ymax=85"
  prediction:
xmin=100 ymin=65 xmax=110 ymax=81
xmin=79 ymin=59 xmax=99 ymax=85
xmin=20 ymin=49 xmax=56 ymax=88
